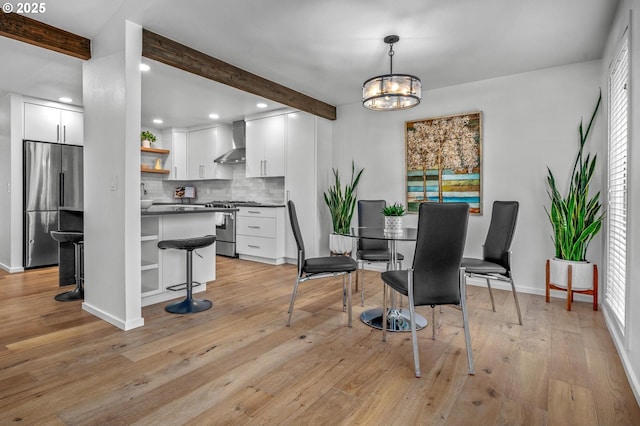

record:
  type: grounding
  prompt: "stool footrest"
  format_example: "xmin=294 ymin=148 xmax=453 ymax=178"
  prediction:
xmin=166 ymin=281 xmax=203 ymax=292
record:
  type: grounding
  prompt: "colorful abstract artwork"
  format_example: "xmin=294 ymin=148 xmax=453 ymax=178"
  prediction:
xmin=405 ymin=112 xmax=482 ymax=214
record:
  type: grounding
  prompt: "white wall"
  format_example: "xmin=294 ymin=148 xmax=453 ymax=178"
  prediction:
xmin=0 ymin=93 xmax=25 ymax=273
xmin=81 ymin=20 xmax=144 ymax=330
xmin=0 ymin=94 xmax=12 ymax=269
xmin=333 ymin=60 xmax=603 ymax=296
xmin=601 ymin=0 xmax=640 ymax=402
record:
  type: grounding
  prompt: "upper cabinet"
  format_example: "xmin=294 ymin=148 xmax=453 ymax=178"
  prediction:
xmin=24 ymin=102 xmax=83 ymax=146
xmin=187 ymin=125 xmax=233 ymax=180
xmin=163 ymin=129 xmax=188 ymax=180
xmin=245 ymin=114 xmax=285 ymax=177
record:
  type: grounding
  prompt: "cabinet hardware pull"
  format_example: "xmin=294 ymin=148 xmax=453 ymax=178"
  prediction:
xmin=248 ymin=245 xmax=260 ymax=249
xmin=248 ymin=226 xmax=260 ymax=229
xmin=63 ymin=125 xmax=66 ymax=142
xmin=248 ymin=210 xmax=261 ymax=214
xmin=56 ymin=124 xmax=60 ymax=142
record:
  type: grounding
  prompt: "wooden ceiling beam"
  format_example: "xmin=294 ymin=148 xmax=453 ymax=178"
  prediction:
xmin=142 ymin=29 xmax=336 ymax=121
xmin=0 ymin=13 xmax=90 ymax=60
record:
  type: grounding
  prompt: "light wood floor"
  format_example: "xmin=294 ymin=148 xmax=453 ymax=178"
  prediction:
xmin=1 ymin=257 xmax=639 ymax=425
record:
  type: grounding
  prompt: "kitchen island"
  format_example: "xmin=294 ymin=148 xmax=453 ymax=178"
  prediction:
xmin=140 ymin=205 xmax=236 ymax=307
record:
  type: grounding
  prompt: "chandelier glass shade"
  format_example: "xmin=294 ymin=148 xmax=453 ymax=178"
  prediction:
xmin=362 ymin=35 xmax=422 ymax=111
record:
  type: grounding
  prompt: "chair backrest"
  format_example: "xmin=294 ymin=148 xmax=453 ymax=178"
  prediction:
xmin=412 ymin=202 xmax=469 ymax=306
xmin=357 ymin=200 xmax=388 ymax=251
xmin=287 ymin=200 xmax=305 ymax=265
xmin=483 ymin=201 xmax=519 ymax=271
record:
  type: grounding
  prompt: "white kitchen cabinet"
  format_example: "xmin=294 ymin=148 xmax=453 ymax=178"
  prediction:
xmin=187 ymin=125 xmax=233 ymax=180
xmin=245 ymin=114 xmax=285 ymax=177
xmin=24 ymin=102 xmax=84 ymax=145
xmin=236 ymin=207 xmax=286 ymax=264
xmin=163 ymin=129 xmax=188 ymax=180
xmin=284 ymin=111 xmax=321 ymax=261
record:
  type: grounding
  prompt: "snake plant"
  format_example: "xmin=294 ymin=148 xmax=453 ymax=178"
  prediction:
xmin=324 ymin=161 xmax=364 ymax=234
xmin=545 ymin=92 xmax=604 ymax=261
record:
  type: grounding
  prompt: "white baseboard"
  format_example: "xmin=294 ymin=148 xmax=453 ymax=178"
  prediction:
xmin=82 ymin=302 xmax=144 ymax=331
xmin=238 ymin=254 xmax=285 ymax=265
xmin=0 ymin=262 xmax=24 ymax=273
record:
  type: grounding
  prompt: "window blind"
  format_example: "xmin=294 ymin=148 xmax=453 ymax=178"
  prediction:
xmin=606 ymin=33 xmax=629 ymax=329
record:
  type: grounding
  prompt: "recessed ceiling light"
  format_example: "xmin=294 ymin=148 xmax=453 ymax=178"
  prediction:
xmin=153 ymin=118 xmax=163 ymax=124
xmin=209 ymin=113 xmax=219 ymax=119
xmin=59 ymin=97 xmax=72 ymax=103
xmin=140 ymin=63 xmax=150 ymax=72
xmin=256 ymin=102 xmax=268 ymax=108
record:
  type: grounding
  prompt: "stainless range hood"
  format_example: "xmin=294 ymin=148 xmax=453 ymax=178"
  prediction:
xmin=214 ymin=120 xmax=246 ymax=163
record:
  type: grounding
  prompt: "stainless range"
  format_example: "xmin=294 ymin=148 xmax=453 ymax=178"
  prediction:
xmin=204 ymin=201 xmax=237 ymax=257
xmin=204 ymin=200 xmax=261 ymax=257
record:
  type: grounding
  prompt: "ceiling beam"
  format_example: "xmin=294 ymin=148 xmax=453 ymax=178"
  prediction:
xmin=0 ymin=13 xmax=90 ymax=60
xmin=142 ymin=29 xmax=336 ymax=121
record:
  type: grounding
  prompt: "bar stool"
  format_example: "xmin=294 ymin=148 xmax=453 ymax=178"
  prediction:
xmin=50 ymin=230 xmax=84 ymax=301
xmin=158 ymin=235 xmax=216 ymax=314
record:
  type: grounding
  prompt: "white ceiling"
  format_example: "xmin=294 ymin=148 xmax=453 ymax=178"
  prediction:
xmin=0 ymin=0 xmax=619 ymax=129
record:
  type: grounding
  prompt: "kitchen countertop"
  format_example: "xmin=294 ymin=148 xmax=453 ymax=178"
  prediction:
xmin=141 ymin=205 xmax=238 ymax=216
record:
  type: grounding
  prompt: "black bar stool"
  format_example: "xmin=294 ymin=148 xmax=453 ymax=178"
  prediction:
xmin=158 ymin=235 xmax=216 ymax=314
xmin=50 ymin=230 xmax=84 ymax=301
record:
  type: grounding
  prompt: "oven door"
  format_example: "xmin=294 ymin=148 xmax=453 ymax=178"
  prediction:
xmin=216 ymin=213 xmax=237 ymax=257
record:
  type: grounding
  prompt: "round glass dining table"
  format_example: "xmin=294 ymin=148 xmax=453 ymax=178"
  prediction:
xmin=346 ymin=227 xmax=427 ymax=332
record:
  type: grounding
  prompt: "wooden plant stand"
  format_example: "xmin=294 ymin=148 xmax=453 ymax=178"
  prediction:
xmin=545 ymin=259 xmax=598 ymax=311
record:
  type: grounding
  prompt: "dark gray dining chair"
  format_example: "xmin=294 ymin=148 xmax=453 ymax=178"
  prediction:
xmin=461 ymin=201 xmax=522 ymax=325
xmin=381 ymin=202 xmax=473 ymax=378
xmin=287 ymin=200 xmax=358 ymax=327
xmin=356 ymin=200 xmax=404 ymax=306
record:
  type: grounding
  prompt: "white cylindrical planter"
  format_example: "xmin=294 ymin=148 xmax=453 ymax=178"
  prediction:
xmin=384 ymin=216 xmax=403 ymax=233
xmin=329 ymin=234 xmax=352 ymax=256
xmin=548 ymin=258 xmax=594 ymax=290
xmin=142 ymin=139 xmax=151 ymax=148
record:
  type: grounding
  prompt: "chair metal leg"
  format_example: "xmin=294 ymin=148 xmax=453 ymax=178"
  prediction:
xmin=485 ymin=278 xmax=496 ymax=312
xmin=353 ymin=259 xmax=368 ymax=306
xmin=360 ymin=262 xmax=365 ymax=307
xmin=397 ymin=261 xmax=403 ymax=309
xmin=509 ymin=274 xmax=523 ymax=325
xmin=347 ymin=272 xmax=353 ymax=327
xmin=287 ymin=276 xmax=302 ymax=326
xmin=342 ymin=274 xmax=347 ymax=312
xmin=431 ymin=306 xmax=436 ymax=340
xmin=408 ymin=270 xmax=421 ymax=378
xmin=460 ymin=268 xmax=475 ymax=375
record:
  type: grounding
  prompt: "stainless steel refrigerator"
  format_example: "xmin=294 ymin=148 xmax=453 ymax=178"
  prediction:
xmin=23 ymin=140 xmax=83 ymax=268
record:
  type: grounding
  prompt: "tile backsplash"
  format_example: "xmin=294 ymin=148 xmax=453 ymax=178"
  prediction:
xmin=141 ymin=164 xmax=285 ymax=204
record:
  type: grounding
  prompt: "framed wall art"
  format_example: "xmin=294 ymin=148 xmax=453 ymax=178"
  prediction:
xmin=405 ymin=111 xmax=482 ymax=214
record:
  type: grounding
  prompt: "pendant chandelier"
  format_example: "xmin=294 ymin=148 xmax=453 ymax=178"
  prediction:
xmin=362 ymin=35 xmax=422 ymax=111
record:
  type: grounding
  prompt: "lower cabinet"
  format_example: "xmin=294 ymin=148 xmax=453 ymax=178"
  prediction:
xmin=236 ymin=207 xmax=286 ymax=264
xmin=141 ymin=214 xmax=217 ymax=307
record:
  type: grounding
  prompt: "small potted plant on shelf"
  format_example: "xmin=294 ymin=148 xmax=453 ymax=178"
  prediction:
xmin=324 ymin=160 xmax=364 ymax=255
xmin=545 ymin=92 xmax=604 ymax=290
xmin=141 ymin=130 xmax=156 ymax=148
xmin=383 ymin=202 xmax=406 ymax=233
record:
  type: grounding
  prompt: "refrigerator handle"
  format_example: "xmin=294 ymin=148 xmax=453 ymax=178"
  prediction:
xmin=59 ymin=173 xmax=64 ymax=206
